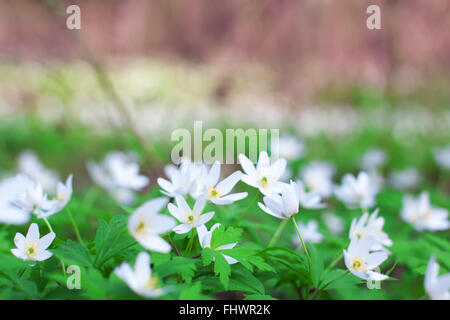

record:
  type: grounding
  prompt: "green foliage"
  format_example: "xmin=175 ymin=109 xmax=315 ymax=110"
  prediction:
xmin=0 ymin=116 xmax=449 ymax=300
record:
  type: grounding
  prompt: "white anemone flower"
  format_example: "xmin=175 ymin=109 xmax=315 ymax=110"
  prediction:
xmin=14 ymin=180 xmax=53 ymax=216
xmin=349 ymin=209 xmax=392 ymax=252
xmin=0 ymin=175 xmax=33 ymax=225
xmin=11 ymin=223 xmax=55 ymax=262
xmin=343 ymin=236 xmax=389 ymax=281
xmin=433 ymin=145 xmax=450 ymax=170
xmin=41 ymin=174 xmax=73 ymax=218
xmin=400 ymin=192 xmax=449 ymax=232
xmin=299 ymin=161 xmax=335 ymax=198
xmin=360 ymin=149 xmax=386 ymax=171
xmin=239 ymin=151 xmax=286 ymax=196
xmin=273 ymin=134 xmax=306 ymax=161
xmin=334 ymin=172 xmax=378 ymax=209
xmin=197 ymin=223 xmax=238 ymax=265
xmin=128 ymin=197 xmax=176 ymax=253
xmin=158 ymin=159 xmax=205 ymax=198
xmin=198 ymin=161 xmax=247 ymax=205
xmin=258 ymin=180 xmax=300 ymax=220
xmin=424 ymin=255 xmax=450 ymax=300
xmin=87 ymin=151 xmax=149 ymax=205
xmin=292 ymin=220 xmax=323 ymax=245
xmin=322 ymin=212 xmax=345 ymax=235
xmin=114 ymin=252 xmax=166 ymax=298
xmin=388 ymin=168 xmax=420 ymax=190
xmin=17 ymin=151 xmax=60 ymax=192
xmin=168 ymin=196 xmax=214 ymax=234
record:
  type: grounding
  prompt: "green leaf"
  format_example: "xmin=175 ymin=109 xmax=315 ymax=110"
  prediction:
xmin=53 ymin=240 xmax=93 ymax=267
xmin=213 ymin=252 xmax=231 ymax=288
xmin=202 ymin=247 xmax=215 ymax=267
xmin=155 ymin=256 xmax=198 ymax=283
xmin=210 ymin=225 xmax=242 ymax=249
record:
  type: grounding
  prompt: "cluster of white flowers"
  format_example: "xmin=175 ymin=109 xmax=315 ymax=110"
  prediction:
xmin=0 ymin=153 xmax=73 ymax=263
xmin=3 ymin=142 xmax=449 ymax=300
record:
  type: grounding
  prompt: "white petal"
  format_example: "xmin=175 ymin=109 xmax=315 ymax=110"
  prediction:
xmin=14 ymin=233 xmax=26 ymax=249
xmin=35 ymin=250 xmax=53 ymax=261
xmin=173 ymin=223 xmax=192 ymax=234
xmin=238 ymin=154 xmax=256 ymax=176
xmin=38 ymin=232 xmax=56 ymax=250
xmin=216 ymin=171 xmax=243 ymax=195
xmin=26 ymin=223 xmax=40 ymax=243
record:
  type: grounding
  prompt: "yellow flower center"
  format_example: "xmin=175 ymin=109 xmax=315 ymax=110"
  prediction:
xmin=25 ymin=243 xmax=38 ymax=258
xmin=351 ymin=257 xmax=366 ymax=271
xmin=145 ymin=276 xmax=158 ymax=289
xmin=134 ymin=219 xmax=149 ymax=238
xmin=208 ymin=187 xmax=221 ymax=199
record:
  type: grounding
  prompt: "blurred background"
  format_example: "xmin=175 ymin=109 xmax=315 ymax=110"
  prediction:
xmin=0 ymin=0 xmax=449 ymax=167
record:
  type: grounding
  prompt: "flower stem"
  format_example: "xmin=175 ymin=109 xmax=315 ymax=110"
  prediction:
xmin=67 ymin=207 xmax=84 ymax=245
xmin=42 ymin=215 xmax=54 ymax=234
xmin=267 ymin=219 xmax=288 ymax=247
xmin=185 ymin=229 xmax=196 ymax=254
xmin=167 ymin=234 xmax=181 ymax=256
xmin=292 ymin=217 xmax=311 ymax=272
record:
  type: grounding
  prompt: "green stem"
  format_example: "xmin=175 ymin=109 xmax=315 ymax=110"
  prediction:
xmin=292 ymin=217 xmax=311 ymax=273
xmin=67 ymin=207 xmax=84 ymax=245
xmin=185 ymin=229 xmax=196 ymax=254
xmin=41 ymin=215 xmax=54 ymax=234
xmin=267 ymin=219 xmax=288 ymax=247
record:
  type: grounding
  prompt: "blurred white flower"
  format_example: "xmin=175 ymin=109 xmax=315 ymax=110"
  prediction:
xmin=434 ymin=145 xmax=450 ymax=170
xmin=11 ymin=223 xmax=55 ymax=262
xmin=344 ymin=236 xmax=388 ymax=281
xmin=349 ymin=209 xmax=392 ymax=253
xmin=273 ymin=134 xmax=305 ymax=161
xmin=334 ymin=172 xmax=378 ymax=209
xmin=360 ymin=149 xmax=386 ymax=171
xmin=128 ymin=197 xmax=175 ymax=253
xmin=400 ymin=192 xmax=449 ymax=232
xmin=115 ymin=252 xmax=166 ymax=298
xmin=322 ymin=212 xmax=345 ymax=235
xmin=0 ymin=175 xmax=33 ymax=225
xmin=299 ymin=161 xmax=335 ymax=198
xmin=294 ymin=180 xmax=326 ymax=209
xmin=197 ymin=223 xmax=238 ymax=265
xmin=17 ymin=151 xmax=60 ymax=192
xmin=168 ymin=196 xmax=214 ymax=234
xmin=388 ymin=168 xmax=420 ymax=190
xmin=198 ymin=161 xmax=247 ymax=205
xmin=292 ymin=220 xmax=323 ymax=244
xmin=239 ymin=151 xmax=286 ymax=196
xmin=87 ymin=151 xmax=149 ymax=205
xmin=424 ymin=255 xmax=450 ymax=300
xmin=41 ymin=175 xmax=73 ymax=218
